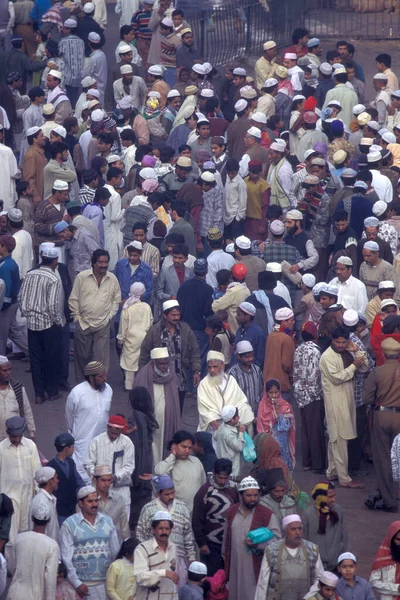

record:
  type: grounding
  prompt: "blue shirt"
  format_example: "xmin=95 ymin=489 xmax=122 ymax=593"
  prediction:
xmin=232 ymin=323 xmax=266 ymax=368
xmin=0 ymin=256 xmax=20 ymax=310
xmin=336 ymin=576 xmax=375 ymax=600
xmin=113 ymin=259 xmax=153 ymax=320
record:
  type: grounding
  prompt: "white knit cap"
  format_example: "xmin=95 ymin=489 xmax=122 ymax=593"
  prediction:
xmin=238 ymin=476 xmax=260 ymax=491
xmin=221 ymin=406 xmax=237 ymax=422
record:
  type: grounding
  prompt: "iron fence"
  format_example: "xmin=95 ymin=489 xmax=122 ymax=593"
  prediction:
xmin=176 ymin=0 xmax=305 ymax=66
xmin=304 ymin=0 xmax=400 ymax=39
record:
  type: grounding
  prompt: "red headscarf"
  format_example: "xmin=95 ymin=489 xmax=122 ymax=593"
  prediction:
xmin=371 ymin=520 xmax=400 ymax=594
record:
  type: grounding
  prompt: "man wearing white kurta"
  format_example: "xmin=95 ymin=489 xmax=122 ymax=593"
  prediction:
xmin=319 ymin=329 xmax=367 ymax=488
xmin=104 ymin=178 xmax=124 ymax=270
xmin=329 ymin=256 xmax=368 ymax=313
xmin=65 ymin=361 xmax=112 ymax=484
xmin=9 ymin=208 xmax=33 ymax=280
xmin=0 ymin=416 xmax=41 ymax=572
xmin=197 ymin=350 xmax=254 ymax=432
xmin=0 ymin=125 xmax=18 ymax=211
xmin=29 ymin=466 xmax=59 ymax=543
xmin=85 ymin=415 xmax=135 ymax=519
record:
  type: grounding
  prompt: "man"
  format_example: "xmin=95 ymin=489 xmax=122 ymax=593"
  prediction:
xmin=212 ymin=263 xmax=250 ymax=335
xmin=323 ymin=66 xmax=357 ymax=127
xmin=135 ymin=342 xmax=180 ymax=449
xmin=59 ymin=18 xmax=85 ymax=108
xmin=372 ymin=73 xmax=391 ymax=127
xmin=0 ymin=355 xmax=35 ymax=442
xmin=43 ymin=142 xmax=77 ymax=202
xmin=319 ymin=326 xmax=366 ymax=488
xmin=65 ymin=361 xmax=112 ymax=483
xmin=0 ymin=34 xmax=46 ymax=93
xmin=285 ymin=209 xmax=319 ymax=273
xmin=366 ymin=279 xmax=396 ymax=326
xmin=359 ymin=240 xmax=397 ymax=300
xmin=137 ymin=475 xmax=196 ymax=585
xmin=358 ymin=215 xmax=394 ymax=266
xmin=364 ymin=336 xmax=400 ymax=511
xmin=247 ymin=271 xmax=289 ymax=333
xmin=0 ymin=125 xmax=18 ymax=212
xmin=56 ymin=221 xmax=99 ymax=280
xmin=7 ymin=501 xmax=58 ymax=599
xmin=234 ymin=235 xmax=266 ymax=293
xmin=0 ymin=416 xmax=41 ymax=571
xmin=263 ymin=308 xmax=296 ymax=399
xmin=329 ymin=256 xmax=368 ymax=312
xmin=131 ymin=0 xmax=154 ymax=65
xmin=86 ymin=414 xmax=135 ymax=519
xmin=307 ymin=37 xmax=322 ymax=66
xmin=283 ymin=53 xmax=304 ymax=91
xmin=21 ymin=126 xmax=47 ymax=203
xmin=233 ymin=301 xmax=266 ymax=368
xmin=60 ymin=485 xmax=119 ymax=599
xmin=139 ymin=299 xmax=200 ymax=413
xmin=46 ymin=68 xmax=72 ymax=124
xmin=134 ymin=510 xmax=179 ymax=600
xmin=228 ymin=341 xmax=263 ymax=415
xmin=296 ymin=112 xmax=329 ymax=162
xmin=104 ymin=167 xmax=124 ymax=270
xmin=155 ymin=243 xmax=193 ymax=314
xmin=227 ymin=99 xmax=252 ymax=162
xmin=223 ymin=476 xmax=280 ymax=600
xmin=258 ymin=467 xmax=297 ymax=526
xmin=176 ymin=28 xmax=200 ymax=71
xmin=113 ymin=62 xmax=147 ymax=107
xmin=18 ymin=246 xmax=62 ymax=403
xmin=255 ymin=514 xmax=324 ymax=600
xmin=114 ymin=241 xmax=153 ymax=312
xmin=35 ymin=179 xmax=69 ymax=246
xmin=257 ymin=79 xmax=278 ymax=120
xmin=197 ymin=350 xmax=254 ymax=432
xmin=29 ymin=466 xmax=59 ymax=541
xmin=92 ymin=465 xmax=130 ymax=542
xmin=376 ymin=52 xmax=398 ymax=94
xmin=82 ymin=32 xmax=107 ymax=105
xmin=69 ymin=249 xmax=121 ymax=381
xmin=8 ymin=208 xmax=33 ymax=281
xmin=166 ymin=201 xmax=196 ymax=258
xmin=131 ymin=221 xmax=160 ymax=278
xmin=366 ymin=150 xmax=393 ymax=204
xmin=255 ymin=41 xmax=277 ymax=91
xmin=76 ymin=2 xmax=105 ymax=56
xmin=239 ymin=127 xmax=269 ymax=179
xmin=315 ymin=62 xmax=335 ymax=108
xmin=177 ymin=258 xmax=213 ymax=377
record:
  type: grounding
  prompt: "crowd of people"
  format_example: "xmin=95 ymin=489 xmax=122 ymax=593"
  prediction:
xmin=0 ymin=0 xmax=399 ymax=597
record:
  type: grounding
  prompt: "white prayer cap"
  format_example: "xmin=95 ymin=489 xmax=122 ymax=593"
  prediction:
xmin=284 ymin=52 xmax=297 ymax=60
xmin=32 ymin=500 xmax=52 ymax=521
xmin=192 ymin=63 xmax=206 ymax=75
xmin=238 ymin=476 xmax=260 ymax=491
xmin=88 ymin=31 xmax=100 ymax=43
xmin=35 ymin=466 xmax=56 ymax=484
xmin=167 ymin=89 xmax=181 ymax=99
xmin=91 ymin=108 xmax=105 ymax=121
xmin=120 ymin=64 xmax=133 ymax=75
xmin=282 ymin=514 xmax=302 ymax=529
xmin=94 ymin=465 xmax=112 ymax=476
xmin=368 ymin=120 xmax=380 ymax=131
xmin=200 ymin=172 xmax=215 ymax=183
xmin=247 ymin=126 xmax=261 ymax=139
xmin=203 ymin=62 xmax=213 ymax=74
xmin=163 ymin=300 xmax=180 ymax=312
xmin=239 ymin=301 xmax=256 ymax=316
xmin=270 ymin=141 xmax=286 ymax=152
xmin=148 ymin=65 xmax=164 ymax=76
xmin=336 ymin=256 xmax=353 ymax=266
xmin=367 ymin=151 xmax=381 ymax=163
xmin=251 ymin=112 xmax=267 ymax=124
xmin=139 ymin=167 xmax=156 ymax=180
xmin=373 ymin=72 xmax=388 ymax=80
xmin=264 ymin=40 xmax=276 ymax=50
xmin=106 ymin=154 xmax=121 ymax=164
xmin=319 ymin=572 xmax=339 ymax=587
xmin=236 ymin=340 xmax=254 ymax=354
xmin=83 ymin=2 xmax=94 ymax=12
xmin=39 ymin=242 xmax=55 ymax=252
xmin=0 ymin=356 xmax=8 ymax=364
xmin=364 ymin=216 xmax=379 ymax=227
xmin=77 ymin=485 xmax=96 ymax=500
xmin=161 ymin=17 xmax=173 ymax=27
xmin=313 ymin=282 xmax=326 ymax=296
xmin=338 ymin=552 xmax=357 ymax=564
xmin=383 ymin=132 xmax=396 ymax=144
xmin=42 ymin=103 xmax=55 ymax=115
xmin=380 ymin=298 xmax=397 ymax=310
xmin=207 ymin=350 xmax=225 ymax=363
xmin=42 ymin=247 xmax=59 ymax=259
xmin=64 ymin=18 xmax=77 ymax=27
xmin=302 ymin=273 xmax=316 ymax=288
xmin=364 ymin=241 xmax=379 ymax=251
xmin=81 ymin=75 xmax=96 ymax=87
xmin=333 ymin=66 xmax=346 ymax=75
xmin=221 ymin=406 xmax=237 ymax=422
xmin=236 ymin=235 xmax=251 ymax=249
xmin=352 ymin=103 xmax=365 ymax=115
xmin=189 ymin=562 xmax=207 ymax=576
xmin=370 ymin=144 xmax=383 ymax=153
xmin=226 ymin=243 xmax=234 ymax=252
xmin=379 ymin=280 xmax=395 ymax=289
xmin=88 ymin=100 xmax=100 ymax=109
xmin=373 ymin=200 xmax=388 ymax=216
xmin=87 ymin=88 xmax=100 ymax=99
xmin=151 ymin=348 xmax=169 ymax=360
xmin=343 ymin=309 xmax=359 ymax=327
xmin=118 ymin=43 xmax=132 ymax=54
xmin=233 ymin=67 xmax=246 ymax=77
xmin=266 ymin=262 xmax=282 ymax=273
xmin=51 ymin=125 xmax=66 ymax=139
xmin=118 ymin=96 xmax=133 ymax=109
xmin=128 ymin=240 xmax=143 ymax=251
xmin=379 ymin=128 xmax=389 ymax=136
xmin=319 ymin=62 xmax=332 ymax=75
xmin=240 ymin=85 xmax=257 ymax=99
xmin=200 ymin=88 xmax=214 ymax=98
xmin=143 ymin=0 xmax=155 ymax=4
xmin=263 ymin=77 xmax=278 ymax=87
xmin=153 ymin=510 xmax=173 ymax=522
xmin=27 ymin=125 xmax=41 ymax=137
xmin=275 ymin=307 xmax=294 ymax=321
xmin=53 ymin=180 xmax=69 ymax=191
xmin=234 ymin=99 xmax=247 ymax=112
xmin=8 ymin=208 xmax=23 ymax=223
xmin=148 ymin=91 xmax=161 ymax=100
xmin=292 ymin=94 xmax=306 ymax=102
xmin=48 ymin=69 xmax=62 ymax=80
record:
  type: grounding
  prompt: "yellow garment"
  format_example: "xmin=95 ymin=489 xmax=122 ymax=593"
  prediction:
xmin=254 ymin=56 xmax=276 ymax=91
xmin=388 ymin=143 xmax=400 ymax=168
xmin=245 ymin=177 xmax=270 ymax=220
xmin=68 ymin=269 xmax=121 ymax=331
xmin=117 ymin=301 xmax=153 ymax=371
xmin=156 ymin=205 xmax=171 ymax=227
xmin=106 ymin=558 xmax=135 ymax=600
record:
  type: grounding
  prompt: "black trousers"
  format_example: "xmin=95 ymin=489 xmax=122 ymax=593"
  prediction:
xmin=348 ymin=404 xmax=368 ymax=472
xmin=28 ymin=324 xmax=62 ymax=397
xmin=300 ymin=400 xmax=327 ymax=471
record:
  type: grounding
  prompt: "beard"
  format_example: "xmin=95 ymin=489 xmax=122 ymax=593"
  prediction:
xmin=207 ymin=373 xmax=224 ymax=387
xmin=154 ymin=365 xmax=170 ymax=378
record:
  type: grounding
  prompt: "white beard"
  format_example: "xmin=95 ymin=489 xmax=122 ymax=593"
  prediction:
xmin=154 ymin=365 xmax=170 ymax=378
xmin=207 ymin=373 xmax=224 ymax=387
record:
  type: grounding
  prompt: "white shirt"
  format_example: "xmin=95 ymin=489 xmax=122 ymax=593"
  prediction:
xmin=0 ymin=142 xmax=18 ymax=211
xmin=371 ymin=169 xmax=393 ymax=204
xmin=224 ymin=174 xmax=247 ymax=225
xmin=29 ymin=489 xmax=59 ymax=542
xmin=274 ymin=280 xmax=292 ymax=308
xmin=329 ymin=275 xmax=368 ymax=313
xmin=12 ymin=229 xmax=33 ymax=280
xmin=206 ymin=249 xmax=236 ymax=290
xmin=85 ymin=431 xmax=135 ymax=505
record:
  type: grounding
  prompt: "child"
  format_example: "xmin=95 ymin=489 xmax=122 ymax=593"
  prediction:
xmin=336 ymin=552 xmax=375 ymax=600
xmin=213 ymin=406 xmax=245 ymax=476
xmin=308 ymin=571 xmax=341 ymax=600
xmin=212 ymin=269 xmax=230 ymax=300
xmin=293 ymin=273 xmax=316 ymax=325
xmin=179 ymin=561 xmax=208 ymax=600
xmin=106 ymin=538 xmax=137 ymax=600
xmin=205 ymin=315 xmax=232 ymax=367
xmin=56 ymin=561 xmax=79 ymax=599
xmin=32 ymin=30 xmax=47 ymax=87
xmin=223 ymin=158 xmax=247 ymax=241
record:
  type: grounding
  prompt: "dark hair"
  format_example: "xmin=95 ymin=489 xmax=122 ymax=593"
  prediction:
xmin=159 ymin=145 xmax=175 ymax=163
xmin=234 ymin=243 xmax=251 ymax=256
xmin=205 ymin=97 xmax=219 ymax=113
xmin=189 ymin=572 xmax=206 ymax=583
xmin=120 ymin=24 xmax=133 ymax=39
xmin=117 ymin=537 xmax=138 ymax=559
xmin=127 ymin=244 xmax=142 ymax=254
xmin=331 ymin=326 xmax=350 ymax=340
xmin=226 ymin=158 xmax=239 ymax=172
xmin=64 ymin=116 xmax=78 ymax=132
xmin=153 ymin=219 xmax=167 ymax=238
xmin=32 ymin=516 xmax=50 ymax=526
xmin=333 ymin=209 xmax=348 ymax=222
xmin=326 ymin=50 xmax=340 ymax=62
xmin=335 ymin=72 xmax=348 ymax=83
xmin=356 ymin=170 xmax=372 ymax=184
xmin=390 ymin=203 xmax=400 ymax=216
xmin=214 ymin=457 xmax=233 ymax=475
xmin=347 ymin=43 xmax=355 ymax=56
xmin=166 ymin=232 xmax=184 ymax=244
xmin=147 ymin=192 xmax=164 ymax=208
xmin=91 ymin=249 xmax=110 ymax=266
xmin=129 ymin=386 xmax=154 ymax=416
xmin=94 ymin=187 xmax=111 ymax=202
xmin=366 ymin=107 xmax=378 ymax=119
xmin=151 ymin=518 xmax=174 ymax=529
xmin=107 ymin=167 xmax=123 ymax=181
xmin=258 ymin=271 xmax=276 ymax=290
xmin=172 ymin=243 xmax=189 ymax=257
xmin=27 ymin=129 xmax=42 ymax=145
xmin=132 ymin=222 xmax=147 ymax=233
xmin=41 ymin=256 xmax=56 ymax=266
xmin=216 ymin=268 xmax=231 ymax=286
xmin=292 ymin=27 xmax=309 ymax=44
xmin=120 ymin=128 xmax=137 ymax=143
xmin=50 ymin=141 xmax=68 ymax=158
xmin=67 ymin=205 xmax=81 ymax=216
xmin=98 ymin=132 xmax=113 ymax=146
xmin=302 ymin=330 xmax=315 ymax=342
xmin=179 ymin=144 xmax=191 ymax=154
xmin=336 ymin=39 xmax=348 ymax=49
xmin=135 ymin=144 xmax=153 ymax=162
xmin=45 ymin=38 xmax=59 ymax=57
xmin=171 ymin=201 xmax=186 ymax=218
xmin=206 ymin=315 xmax=224 ymax=331
xmin=57 ymin=561 xmax=68 ymax=578
xmin=172 ymin=8 xmax=183 ymax=16
xmin=16 ymin=180 xmax=29 ymax=196
xmin=267 ymin=205 xmax=283 ymax=220
xmin=167 ymin=430 xmax=194 ymax=450
xmin=265 ymin=378 xmax=280 ymax=393
xmin=28 ymin=86 xmax=45 ymax=101
xmin=83 ymin=169 xmax=98 ymax=185
xmin=266 ymin=114 xmax=282 ymax=131
xmin=376 ymin=53 xmax=391 ymax=68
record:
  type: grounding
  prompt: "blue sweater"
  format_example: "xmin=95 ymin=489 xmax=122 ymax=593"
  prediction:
xmin=0 ymin=256 xmax=20 ymax=310
xmin=232 ymin=323 xmax=266 ymax=368
xmin=113 ymin=259 xmax=153 ymax=321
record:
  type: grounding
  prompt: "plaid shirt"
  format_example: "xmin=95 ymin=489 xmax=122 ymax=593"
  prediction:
xmin=349 ymin=333 xmax=374 ymax=408
xmin=199 ymin=187 xmax=224 ymax=237
xmin=263 ymin=241 xmax=302 ymax=303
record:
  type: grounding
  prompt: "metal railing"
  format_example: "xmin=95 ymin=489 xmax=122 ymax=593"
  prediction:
xmin=304 ymin=0 xmax=400 ymax=39
xmin=176 ymin=0 xmax=305 ymax=66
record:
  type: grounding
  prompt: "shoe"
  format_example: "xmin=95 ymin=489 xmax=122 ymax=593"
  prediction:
xmin=312 ymin=469 xmax=325 ymax=474
xmin=59 ymin=383 xmax=71 ymax=392
xmin=375 ymin=504 xmax=398 ymax=513
xmin=339 ymin=481 xmax=365 ymax=489
xmin=35 ymin=396 xmax=45 ymax=404
xmin=48 ymin=393 xmax=61 ymax=401
xmin=8 ymin=352 xmax=25 ymax=360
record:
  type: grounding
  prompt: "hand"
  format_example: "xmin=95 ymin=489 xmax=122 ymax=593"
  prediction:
xmin=244 ymin=539 xmax=255 ymax=547
xmin=47 ymin=61 xmax=57 ymax=69
xmin=165 ymin=570 xmax=179 ymax=584
xmin=33 ymin=195 xmax=42 ymax=206
xmin=171 ymin=444 xmax=177 ymax=456
xmin=258 ymin=242 xmax=266 ymax=252
xmin=354 ymin=356 xmax=365 ymax=368
xmin=138 ymin=473 xmax=153 ymax=480
xmin=211 ymin=419 xmax=221 ymax=430
xmin=328 ymin=254 xmax=333 ymax=266
xmin=76 ymin=584 xmax=89 ymax=598
xmin=238 ymin=424 xmax=246 ymax=433
xmin=200 ymin=544 xmax=210 ymax=554
xmin=289 ymin=264 xmax=300 ymax=274
xmin=193 ymin=373 xmax=201 ymax=387
xmin=63 ymin=213 xmax=71 ymax=222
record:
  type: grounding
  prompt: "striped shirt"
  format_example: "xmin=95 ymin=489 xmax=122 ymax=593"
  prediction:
xmin=227 ymin=363 xmax=263 ymax=413
xmin=131 ymin=9 xmax=152 ymax=39
xmin=58 ymin=35 xmax=85 ymax=87
xmin=79 ymin=185 xmax=96 ymax=208
xmin=18 ymin=266 xmax=62 ymax=331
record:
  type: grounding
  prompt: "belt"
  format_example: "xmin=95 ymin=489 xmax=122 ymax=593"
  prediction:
xmin=376 ymin=406 xmax=400 ymax=413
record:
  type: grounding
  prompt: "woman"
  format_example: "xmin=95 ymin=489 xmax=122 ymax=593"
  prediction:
xmin=289 ymin=95 xmax=306 ymax=160
xmin=117 ymin=282 xmax=153 ymax=390
xmin=141 ymin=98 xmax=167 ymax=142
xmin=370 ymin=521 xmax=400 ymax=600
xmin=256 ymin=379 xmax=296 ymax=472
xmin=91 ymin=156 xmax=107 ymax=187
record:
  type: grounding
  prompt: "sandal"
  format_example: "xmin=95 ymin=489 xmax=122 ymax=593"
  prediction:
xmin=339 ymin=481 xmax=365 ymax=489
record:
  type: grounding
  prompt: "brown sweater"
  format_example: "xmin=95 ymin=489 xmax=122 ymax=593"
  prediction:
xmin=22 ymin=145 xmax=47 ymax=200
xmin=263 ymin=330 xmax=295 ymax=392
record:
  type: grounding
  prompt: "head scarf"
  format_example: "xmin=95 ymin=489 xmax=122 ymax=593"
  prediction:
xmin=142 ymin=179 xmax=159 ymax=194
xmin=371 ymin=521 xmax=400 ymax=590
xmin=123 ymin=282 xmax=145 ymax=310
xmin=313 ymin=142 xmax=328 ymax=160
xmin=142 ymin=97 xmax=161 ymax=120
xmin=253 ymin=434 xmax=290 ymax=491
xmin=311 ymin=482 xmax=339 ymax=534
xmin=388 ymin=143 xmax=400 ymax=168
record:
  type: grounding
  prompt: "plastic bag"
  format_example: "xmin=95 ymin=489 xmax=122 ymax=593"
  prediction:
xmin=242 ymin=431 xmax=256 ymax=462
xmin=247 ymin=527 xmax=274 ymax=545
